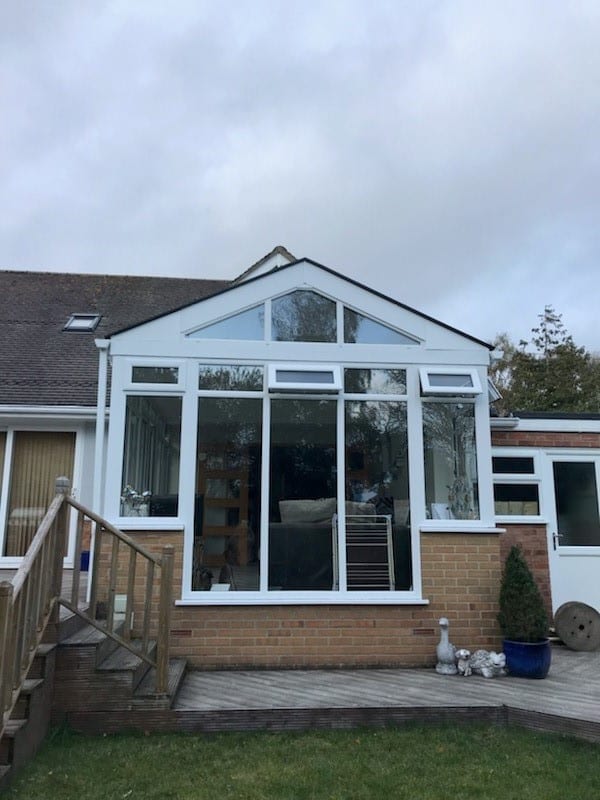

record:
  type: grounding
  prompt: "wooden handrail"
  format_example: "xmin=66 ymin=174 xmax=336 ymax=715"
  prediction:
xmin=1 ymin=477 xmax=174 ymax=740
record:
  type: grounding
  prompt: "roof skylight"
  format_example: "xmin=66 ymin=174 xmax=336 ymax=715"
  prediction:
xmin=64 ymin=313 xmax=102 ymax=332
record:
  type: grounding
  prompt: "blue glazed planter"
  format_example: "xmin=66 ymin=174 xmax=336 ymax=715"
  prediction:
xmin=503 ymin=638 xmax=551 ymax=679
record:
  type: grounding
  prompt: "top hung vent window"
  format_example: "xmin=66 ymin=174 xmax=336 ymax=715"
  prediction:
xmin=268 ymin=364 xmax=342 ymax=392
xmin=420 ymin=368 xmax=482 ymax=396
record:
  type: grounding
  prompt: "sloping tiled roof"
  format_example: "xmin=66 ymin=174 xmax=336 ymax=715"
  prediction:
xmin=0 ymin=271 xmax=228 ymax=408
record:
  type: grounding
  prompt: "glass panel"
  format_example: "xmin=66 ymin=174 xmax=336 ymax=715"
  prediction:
xmin=345 ymin=401 xmax=412 ymax=590
xmin=423 ymin=402 xmax=479 ymax=520
xmin=494 ymin=484 xmax=539 ymax=515
xmin=188 ymin=305 xmax=264 ymax=340
xmin=272 ymin=291 xmax=336 ymax=343
xmin=132 ymin=366 xmax=179 ymax=384
xmin=344 ymin=369 xmax=407 ymax=395
xmin=194 ymin=398 xmax=262 ymax=591
xmin=4 ymin=432 xmax=75 ymax=557
xmin=269 ymin=399 xmax=337 ymax=590
xmin=276 ymin=370 xmax=334 ymax=384
xmin=492 ymin=456 xmax=535 ymax=475
xmin=121 ymin=396 xmax=182 ymax=517
xmin=553 ymin=462 xmax=600 ymax=546
xmin=428 ymin=373 xmax=474 ymax=388
xmin=198 ymin=364 xmax=263 ymax=391
xmin=344 ymin=308 xmax=419 ymax=345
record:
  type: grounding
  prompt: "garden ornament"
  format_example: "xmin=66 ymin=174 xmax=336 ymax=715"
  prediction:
xmin=435 ymin=617 xmax=457 ymax=675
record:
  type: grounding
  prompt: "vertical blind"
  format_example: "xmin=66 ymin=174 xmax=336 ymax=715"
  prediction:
xmin=4 ymin=431 xmax=75 ymax=557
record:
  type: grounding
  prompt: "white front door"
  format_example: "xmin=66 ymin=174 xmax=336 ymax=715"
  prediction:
xmin=543 ymin=454 xmax=600 ymax=613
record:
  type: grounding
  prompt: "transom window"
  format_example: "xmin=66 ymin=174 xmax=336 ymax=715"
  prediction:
xmin=186 ymin=291 xmax=421 ymax=346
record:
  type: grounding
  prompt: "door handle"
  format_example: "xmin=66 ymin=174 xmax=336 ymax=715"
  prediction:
xmin=552 ymin=531 xmax=564 ymax=550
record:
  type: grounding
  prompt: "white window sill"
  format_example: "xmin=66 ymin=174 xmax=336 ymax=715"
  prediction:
xmin=111 ymin=519 xmax=185 ymax=532
xmin=494 ymin=516 xmax=548 ymax=525
xmin=419 ymin=522 xmax=503 ymax=534
xmin=557 ymin=546 xmax=600 ymax=557
xmin=176 ymin=591 xmax=429 ymax=606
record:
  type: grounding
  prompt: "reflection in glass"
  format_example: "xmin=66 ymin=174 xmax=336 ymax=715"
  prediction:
xmin=344 ymin=308 xmax=419 ymax=345
xmin=345 ymin=401 xmax=412 ymax=590
xmin=428 ymin=373 xmax=474 ymax=388
xmin=344 ymin=369 xmax=407 ymax=395
xmin=269 ymin=399 xmax=337 ymax=590
xmin=423 ymin=402 xmax=479 ymax=520
xmin=188 ymin=305 xmax=264 ymax=340
xmin=121 ymin=396 xmax=182 ymax=517
xmin=492 ymin=456 xmax=535 ymax=475
xmin=494 ymin=484 xmax=539 ymax=515
xmin=198 ymin=364 xmax=263 ymax=391
xmin=272 ymin=291 xmax=336 ymax=342
xmin=194 ymin=398 xmax=262 ymax=591
xmin=553 ymin=462 xmax=600 ymax=546
xmin=132 ymin=366 xmax=179 ymax=384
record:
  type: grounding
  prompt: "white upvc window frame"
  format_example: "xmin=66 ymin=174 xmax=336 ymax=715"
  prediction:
xmin=267 ymin=363 xmax=342 ymax=393
xmin=419 ymin=367 xmax=482 ymax=396
xmin=491 ymin=447 xmax=544 ymax=523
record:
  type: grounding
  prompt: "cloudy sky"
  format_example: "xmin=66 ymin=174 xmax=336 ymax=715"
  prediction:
xmin=2 ymin=1 xmax=599 ymax=350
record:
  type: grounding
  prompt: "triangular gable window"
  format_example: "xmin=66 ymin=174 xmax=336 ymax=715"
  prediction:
xmin=187 ymin=304 xmax=264 ymax=340
xmin=272 ymin=290 xmax=336 ymax=343
xmin=343 ymin=308 xmax=419 ymax=345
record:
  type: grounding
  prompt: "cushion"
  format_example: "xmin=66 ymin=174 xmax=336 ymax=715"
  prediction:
xmin=345 ymin=501 xmax=376 ymax=517
xmin=279 ymin=497 xmax=336 ymax=524
xmin=393 ymin=499 xmax=410 ymax=525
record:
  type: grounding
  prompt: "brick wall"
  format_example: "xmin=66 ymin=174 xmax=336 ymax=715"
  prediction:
xmin=96 ymin=529 xmax=505 ymax=669
xmin=498 ymin=524 xmax=552 ymax=619
xmin=492 ymin=430 xmax=600 ymax=448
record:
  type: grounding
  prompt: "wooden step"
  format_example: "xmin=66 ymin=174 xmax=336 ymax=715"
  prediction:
xmin=60 ymin=622 xmax=123 ymax=665
xmin=26 ymin=643 xmax=56 ymax=680
xmin=133 ymin=658 xmax=187 ymax=709
xmin=10 ymin=679 xmax=44 ymax=719
xmin=0 ymin=719 xmax=26 ymax=765
xmin=97 ymin=640 xmax=156 ymax=692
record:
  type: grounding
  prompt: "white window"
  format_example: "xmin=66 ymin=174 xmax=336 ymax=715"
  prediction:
xmin=420 ymin=368 xmax=482 ymax=396
xmin=267 ymin=364 xmax=342 ymax=393
xmin=492 ymin=450 xmax=541 ymax=518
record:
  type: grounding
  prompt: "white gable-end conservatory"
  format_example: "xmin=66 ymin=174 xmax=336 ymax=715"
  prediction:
xmin=102 ymin=259 xmax=496 ymax=606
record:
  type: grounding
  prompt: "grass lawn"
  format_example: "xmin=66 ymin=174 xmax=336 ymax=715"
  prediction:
xmin=4 ymin=724 xmax=600 ymax=800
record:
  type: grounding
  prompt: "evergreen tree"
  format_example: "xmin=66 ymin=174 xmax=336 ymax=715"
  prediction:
xmin=492 ymin=306 xmax=600 ymax=414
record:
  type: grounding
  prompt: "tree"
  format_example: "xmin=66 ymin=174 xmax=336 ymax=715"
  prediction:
xmin=492 ymin=306 xmax=600 ymax=414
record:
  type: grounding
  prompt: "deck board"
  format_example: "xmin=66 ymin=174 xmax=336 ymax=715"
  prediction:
xmin=175 ymin=647 xmax=600 ymax=727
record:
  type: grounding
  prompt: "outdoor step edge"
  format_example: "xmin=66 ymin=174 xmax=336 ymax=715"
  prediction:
xmin=2 ymin=719 xmax=27 ymax=737
xmin=20 ymin=678 xmax=44 ymax=695
xmin=35 ymin=643 xmax=56 ymax=656
xmin=60 ymin=622 xmax=110 ymax=647
xmin=97 ymin=640 xmax=157 ymax=672
xmin=134 ymin=658 xmax=187 ymax=699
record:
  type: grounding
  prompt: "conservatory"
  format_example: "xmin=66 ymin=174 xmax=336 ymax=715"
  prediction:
xmin=102 ymin=258 xmax=496 ymax=606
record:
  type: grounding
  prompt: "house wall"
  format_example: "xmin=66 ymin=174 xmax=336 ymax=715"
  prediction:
xmin=96 ymin=529 xmax=504 ymax=669
xmin=491 ymin=426 xmax=600 ymax=619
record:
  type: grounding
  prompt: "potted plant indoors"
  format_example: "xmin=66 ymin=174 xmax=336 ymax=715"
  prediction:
xmin=497 ymin=545 xmax=551 ymax=679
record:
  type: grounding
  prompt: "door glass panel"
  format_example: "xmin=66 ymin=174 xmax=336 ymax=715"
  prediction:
xmin=194 ymin=398 xmax=262 ymax=591
xmin=553 ymin=462 xmax=600 ymax=546
xmin=269 ymin=399 xmax=337 ymax=590
xmin=345 ymin=401 xmax=412 ymax=590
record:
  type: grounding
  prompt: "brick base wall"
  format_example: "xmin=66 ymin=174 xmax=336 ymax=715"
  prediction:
xmin=96 ymin=530 xmax=504 ymax=669
xmin=498 ymin=524 xmax=552 ymax=619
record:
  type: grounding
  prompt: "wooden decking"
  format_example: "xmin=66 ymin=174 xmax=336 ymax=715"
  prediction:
xmin=174 ymin=646 xmax=600 ymax=741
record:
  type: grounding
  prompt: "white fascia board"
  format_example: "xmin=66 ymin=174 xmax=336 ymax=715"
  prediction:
xmin=501 ymin=418 xmax=600 ymax=433
xmin=0 ymin=405 xmax=102 ymax=421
